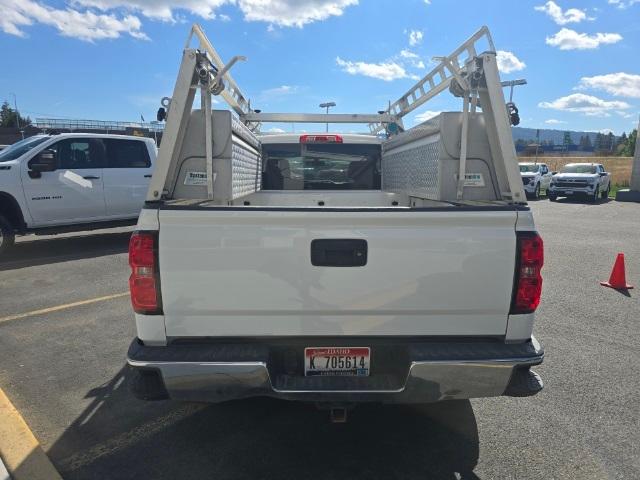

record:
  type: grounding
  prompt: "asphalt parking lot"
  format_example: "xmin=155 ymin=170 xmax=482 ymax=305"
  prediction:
xmin=0 ymin=198 xmax=639 ymax=480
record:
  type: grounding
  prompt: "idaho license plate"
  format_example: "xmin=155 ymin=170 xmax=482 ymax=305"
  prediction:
xmin=304 ymin=347 xmax=370 ymax=377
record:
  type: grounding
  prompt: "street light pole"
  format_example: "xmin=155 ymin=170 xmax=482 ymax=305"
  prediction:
xmin=319 ymin=102 xmax=336 ymax=133
xmin=10 ymin=93 xmax=20 ymax=130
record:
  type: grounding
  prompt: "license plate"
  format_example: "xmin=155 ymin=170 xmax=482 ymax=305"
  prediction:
xmin=565 ymin=190 xmax=573 ymax=195
xmin=304 ymin=347 xmax=370 ymax=376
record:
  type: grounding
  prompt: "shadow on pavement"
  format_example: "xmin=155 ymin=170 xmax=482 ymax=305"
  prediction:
xmin=0 ymin=231 xmax=131 ymax=271
xmin=553 ymin=197 xmax=612 ymax=205
xmin=47 ymin=367 xmax=481 ymax=480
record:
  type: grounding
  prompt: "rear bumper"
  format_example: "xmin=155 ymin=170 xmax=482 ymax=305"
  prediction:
xmin=127 ymin=337 xmax=544 ymax=404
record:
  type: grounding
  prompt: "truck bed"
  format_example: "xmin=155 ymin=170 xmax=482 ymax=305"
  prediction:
xmin=155 ymin=203 xmax=523 ymax=339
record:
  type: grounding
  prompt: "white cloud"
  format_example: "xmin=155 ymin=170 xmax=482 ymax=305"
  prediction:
xmin=258 ymin=85 xmax=302 ymax=102
xmin=267 ymin=127 xmax=285 ymax=133
xmin=544 ymin=119 xmax=566 ymax=124
xmin=534 ymin=1 xmax=587 ymax=24
xmin=608 ymin=0 xmax=640 ymax=8
xmin=545 ymin=28 xmax=622 ymax=50
xmin=237 ymin=0 xmax=358 ymax=27
xmin=539 ymin=93 xmax=630 ymax=117
xmin=219 ymin=13 xmax=230 ymax=21
xmin=577 ymin=72 xmax=640 ymax=98
xmin=496 ymin=50 xmax=526 ymax=73
xmin=400 ymin=49 xmax=419 ymax=59
xmin=414 ymin=110 xmax=441 ymax=123
xmin=336 ymin=57 xmax=412 ymax=81
xmin=73 ymin=0 xmax=228 ymax=21
xmin=1 ymin=0 xmax=357 ymax=42
xmin=399 ymin=49 xmax=425 ymax=69
xmin=0 ymin=0 xmax=147 ymax=40
xmin=261 ymin=85 xmax=299 ymax=96
xmin=408 ymin=29 xmax=423 ymax=46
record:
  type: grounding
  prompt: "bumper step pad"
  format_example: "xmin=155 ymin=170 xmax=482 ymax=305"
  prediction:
xmin=504 ymin=368 xmax=543 ymax=397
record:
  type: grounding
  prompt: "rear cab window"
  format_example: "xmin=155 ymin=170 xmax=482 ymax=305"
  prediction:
xmin=104 ymin=139 xmax=151 ymax=168
xmin=262 ymin=139 xmax=381 ymax=190
xmin=48 ymin=139 xmax=106 ymax=169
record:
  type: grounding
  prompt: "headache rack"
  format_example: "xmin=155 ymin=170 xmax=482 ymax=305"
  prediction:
xmin=147 ymin=24 xmax=527 ymax=204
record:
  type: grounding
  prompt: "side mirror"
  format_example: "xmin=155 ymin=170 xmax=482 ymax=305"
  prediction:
xmin=28 ymin=150 xmax=57 ymax=177
xmin=551 ymin=171 xmax=558 ymax=175
xmin=599 ymin=171 xmax=607 ymax=176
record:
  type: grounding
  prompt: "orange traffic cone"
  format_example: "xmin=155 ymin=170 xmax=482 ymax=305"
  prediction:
xmin=600 ymin=253 xmax=633 ymax=290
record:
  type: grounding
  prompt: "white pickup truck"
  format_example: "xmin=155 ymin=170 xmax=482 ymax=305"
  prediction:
xmin=548 ymin=163 xmax=611 ymax=202
xmin=519 ymin=162 xmax=552 ymax=199
xmin=126 ymin=25 xmax=545 ymax=416
xmin=0 ymin=133 xmax=156 ymax=255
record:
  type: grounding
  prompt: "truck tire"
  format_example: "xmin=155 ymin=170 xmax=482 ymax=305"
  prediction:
xmin=533 ymin=183 xmax=540 ymax=200
xmin=0 ymin=214 xmax=15 ymax=256
xmin=601 ymin=183 xmax=610 ymax=199
xmin=589 ymin=186 xmax=599 ymax=203
xmin=548 ymin=194 xmax=557 ymax=202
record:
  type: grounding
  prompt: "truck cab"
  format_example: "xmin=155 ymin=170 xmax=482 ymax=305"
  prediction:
xmin=0 ymin=133 xmax=157 ymax=254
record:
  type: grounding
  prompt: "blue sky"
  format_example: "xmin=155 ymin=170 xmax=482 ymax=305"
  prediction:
xmin=1 ymin=0 xmax=639 ymax=134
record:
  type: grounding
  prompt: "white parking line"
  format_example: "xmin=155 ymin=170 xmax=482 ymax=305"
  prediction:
xmin=0 ymin=456 xmax=10 ymax=480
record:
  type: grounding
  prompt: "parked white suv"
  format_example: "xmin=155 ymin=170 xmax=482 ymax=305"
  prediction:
xmin=519 ymin=162 xmax=552 ymax=199
xmin=0 ymin=133 xmax=157 ymax=255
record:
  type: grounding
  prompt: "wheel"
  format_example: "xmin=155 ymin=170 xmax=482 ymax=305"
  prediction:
xmin=0 ymin=214 xmax=16 ymax=256
xmin=548 ymin=194 xmax=557 ymax=202
xmin=533 ymin=183 xmax=540 ymax=200
xmin=601 ymin=183 xmax=610 ymax=199
xmin=589 ymin=186 xmax=599 ymax=203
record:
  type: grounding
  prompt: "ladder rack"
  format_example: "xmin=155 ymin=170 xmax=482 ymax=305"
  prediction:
xmin=148 ymin=24 xmax=526 ymax=204
xmin=368 ymin=26 xmax=495 ymax=134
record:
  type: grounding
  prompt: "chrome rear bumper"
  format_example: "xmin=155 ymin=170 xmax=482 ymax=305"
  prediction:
xmin=127 ymin=337 xmax=544 ymax=403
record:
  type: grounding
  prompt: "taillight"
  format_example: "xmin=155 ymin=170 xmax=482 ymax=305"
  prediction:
xmin=510 ymin=232 xmax=544 ymax=314
xmin=299 ymin=134 xmax=343 ymax=143
xmin=129 ymin=232 xmax=162 ymax=314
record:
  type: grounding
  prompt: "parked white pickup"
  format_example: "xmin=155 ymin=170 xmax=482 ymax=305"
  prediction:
xmin=0 ymin=133 xmax=157 ymax=254
xmin=519 ymin=162 xmax=552 ymax=199
xmin=548 ymin=163 xmax=611 ymax=203
xmin=126 ymin=25 xmax=545 ymax=410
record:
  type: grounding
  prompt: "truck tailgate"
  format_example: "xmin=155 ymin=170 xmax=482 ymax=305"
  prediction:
xmin=158 ymin=208 xmax=517 ymax=337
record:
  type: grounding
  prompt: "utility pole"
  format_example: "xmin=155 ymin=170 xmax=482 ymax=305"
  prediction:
xmin=319 ymin=102 xmax=336 ymax=133
xmin=10 ymin=93 xmax=20 ymax=130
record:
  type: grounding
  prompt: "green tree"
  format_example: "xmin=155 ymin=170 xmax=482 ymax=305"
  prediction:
xmin=620 ymin=129 xmax=637 ymax=157
xmin=594 ymin=133 xmax=604 ymax=152
xmin=0 ymin=101 xmax=31 ymax=128
xmin=606 ymin=132 xmax=615 ymax=153
xmin=615 ymin=132 xmax=627 ymax=156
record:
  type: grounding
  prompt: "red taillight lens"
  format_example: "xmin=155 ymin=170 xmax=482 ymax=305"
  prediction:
xmin=510 ymin=232 xmax=544 ymax=314
xmin=299 ymin=134 xmax=343 ymax=143
xmin=129 ymin=232 xmax=161 ymax=314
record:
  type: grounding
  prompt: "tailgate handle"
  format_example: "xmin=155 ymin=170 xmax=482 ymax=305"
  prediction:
xmin=311 ymin=239 xmax=367 ymax=267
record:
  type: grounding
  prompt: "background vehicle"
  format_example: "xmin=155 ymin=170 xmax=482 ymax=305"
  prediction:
xmin=127 ymin=25 xmax=544 ymax=415
xmin=0 ymin=133 xmax=157 ymax=255
xmin=548 ymin=163 xmax=610 ymax=203
xmin=519 ymin=162 xmax=552 ymax=199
